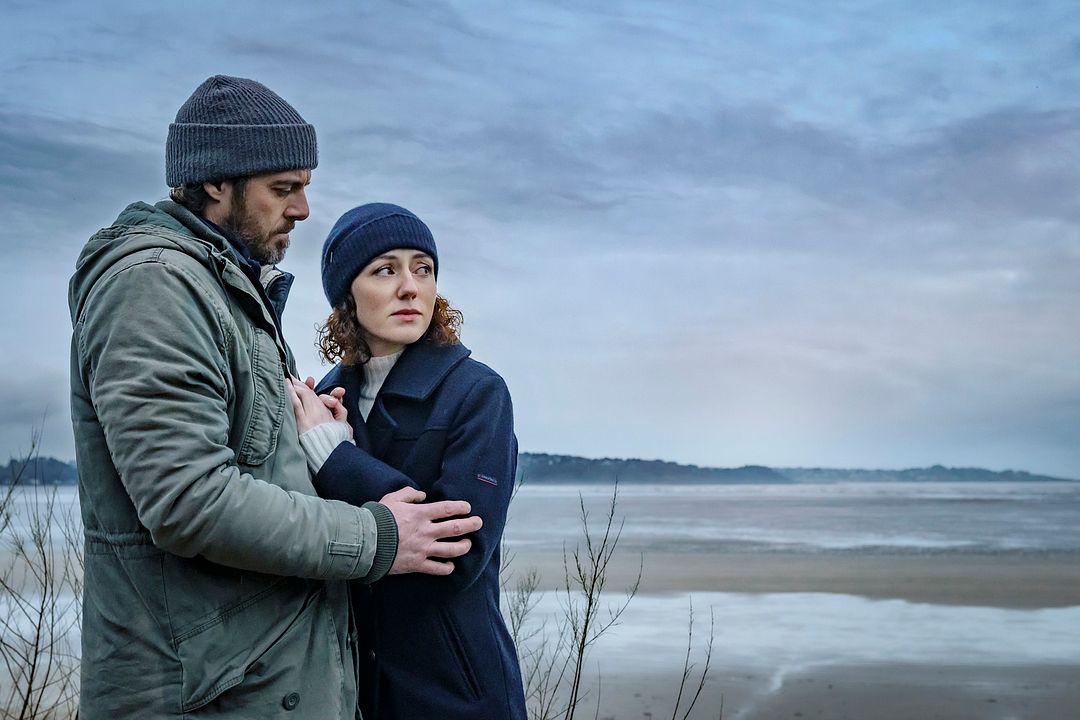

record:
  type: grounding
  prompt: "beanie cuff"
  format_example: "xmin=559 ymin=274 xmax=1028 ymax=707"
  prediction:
xmin=166 ymin=122 xmax=318 ymax=186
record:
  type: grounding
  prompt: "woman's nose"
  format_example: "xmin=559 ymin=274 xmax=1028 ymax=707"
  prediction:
xmin=397 ymin=273 xmax=418 ymax=297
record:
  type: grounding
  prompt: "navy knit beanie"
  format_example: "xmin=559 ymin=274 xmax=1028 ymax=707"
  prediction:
xmin=321 ymin=203 xmax=439 ymax=308
xmin=166 ymin=75 xmax=318 ymax=187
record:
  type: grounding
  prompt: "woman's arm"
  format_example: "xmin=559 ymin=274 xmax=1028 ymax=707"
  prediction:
xmin=289 ymin=379 xmax=420 ymax=505
xmin=426 ymin=371 xmax=517 ymax=592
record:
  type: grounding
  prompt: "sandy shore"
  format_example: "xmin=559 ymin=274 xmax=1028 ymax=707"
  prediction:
xmin=504 ymin=549 xmax=1080 ymax=718
xmin=585 ymin=663 xmax=1080 ymax=720
xmin=505 ymin=548 xmax=1080 ymax=609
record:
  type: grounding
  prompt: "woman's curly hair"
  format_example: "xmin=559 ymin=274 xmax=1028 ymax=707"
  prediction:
xmin=317 ymin=292 xmax=463 ymax=366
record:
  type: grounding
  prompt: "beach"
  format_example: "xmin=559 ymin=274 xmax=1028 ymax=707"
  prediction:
xmin=5 ymin=483 xmax=1080 ymax=718
xmin=590 ymin=663 xmax=1080 ymax=720
xmin=506 ymin=549 xmax=1080 ymax=608
xmin=502 ymin=483 xmax=1080 ymax=719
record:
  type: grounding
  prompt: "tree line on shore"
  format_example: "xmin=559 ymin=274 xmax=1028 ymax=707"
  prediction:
xmin=4 ymin=452 xmax=1073 ymax=486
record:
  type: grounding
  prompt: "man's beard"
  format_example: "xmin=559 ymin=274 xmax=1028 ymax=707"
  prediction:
xmin=221 ymin=190 xmax=293 ymax=265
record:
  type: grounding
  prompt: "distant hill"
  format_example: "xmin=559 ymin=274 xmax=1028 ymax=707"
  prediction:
xmin=2 ymin=456 xmax=79 ymax=486
xmin=517 ymin=453 xmax=790 ymax=484
xmin=516 ymin=454 xmax=1075 ymax=484
xmin=2 ymin=454 xmax=1074 ymax=486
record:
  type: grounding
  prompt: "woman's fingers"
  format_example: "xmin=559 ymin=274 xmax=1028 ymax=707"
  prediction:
xmin=319 ymin=393 xmax=349 ymax=422
xmin=285 ymin=379 xmax=303 ymax=414
xmin=289 ymin=378 xmax=335 ymax=428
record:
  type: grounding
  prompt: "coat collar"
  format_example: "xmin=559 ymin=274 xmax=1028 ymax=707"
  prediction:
xmin=379 ymin=340 xmax=471 ymax=400
xmin=315 ymin=341 xmax=471 ymax=401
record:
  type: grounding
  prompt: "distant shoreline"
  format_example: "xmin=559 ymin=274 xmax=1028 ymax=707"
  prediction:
xmin=6 ymin=452 xmax=1077 ymax=485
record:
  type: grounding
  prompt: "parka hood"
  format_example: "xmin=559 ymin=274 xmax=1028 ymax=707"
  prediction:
xmin=69 ymin=200 xmax=230 ymax=324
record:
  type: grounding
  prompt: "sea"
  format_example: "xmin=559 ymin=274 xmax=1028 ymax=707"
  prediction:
xmin=502 ymin=481 xmax=1080 ymax=556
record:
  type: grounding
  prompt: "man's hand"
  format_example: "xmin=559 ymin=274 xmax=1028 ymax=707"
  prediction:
xmin=380 ymin=487 xmax=482 ymax=576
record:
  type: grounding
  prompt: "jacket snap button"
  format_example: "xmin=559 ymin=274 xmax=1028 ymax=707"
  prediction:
xmin=282 ymin=692 xmax=300 ymax=711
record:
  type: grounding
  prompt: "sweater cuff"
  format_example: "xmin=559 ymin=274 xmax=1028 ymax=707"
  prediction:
xmin=359 ymin=501 xmax=397 ymax=583
xmin=299 ymin=421 xmax=353 ymax=474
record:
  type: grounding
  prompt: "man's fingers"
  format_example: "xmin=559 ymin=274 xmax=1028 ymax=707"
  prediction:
xmin=423 ymin=499 xmax=473 ymax=520
xmin=330 ymin=387 xmax=346 ymax=400
xmin=305 ymin=376 xmax=316 ymax=389
xmin=428 ymin=538 xmax=472 ymax=559
xmin=382 ymin=487 xmax=426 ymax=504
xmin=416 ymin=559 xmax=455 ymax=576
xmin=429 ymin=516 xmax=483 ymax=539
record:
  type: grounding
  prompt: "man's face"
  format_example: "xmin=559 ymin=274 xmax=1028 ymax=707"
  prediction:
xmin=219 ymin=169 xmax=311 ymax=265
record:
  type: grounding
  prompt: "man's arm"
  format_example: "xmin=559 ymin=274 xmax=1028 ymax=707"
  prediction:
xmin=78 ymin=256 xmax=476 ymax=580
xmin=287 ymin=380 xmax=477 ymax=576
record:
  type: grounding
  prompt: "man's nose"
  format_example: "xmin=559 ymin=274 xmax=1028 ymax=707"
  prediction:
xmin=286 ymin=189 xmax=310 ymax=221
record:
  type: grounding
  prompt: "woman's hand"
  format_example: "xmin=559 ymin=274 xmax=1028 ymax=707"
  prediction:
xmin=287 ymin=377 xmax=349 ymax=433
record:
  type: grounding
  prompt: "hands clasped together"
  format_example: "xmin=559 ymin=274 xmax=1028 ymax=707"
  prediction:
xmin=286 ymin=377 xmax=482 ymax=577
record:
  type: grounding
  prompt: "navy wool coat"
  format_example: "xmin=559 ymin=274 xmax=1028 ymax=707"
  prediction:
xmin=314 ymin=340 xmax=527 ymax=720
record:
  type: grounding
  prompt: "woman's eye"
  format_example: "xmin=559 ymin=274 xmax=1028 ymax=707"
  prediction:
xmin=415 ymin=264 xmax=432 ymax=275
xmin=373 ymin=266 xmax=394 ymax=276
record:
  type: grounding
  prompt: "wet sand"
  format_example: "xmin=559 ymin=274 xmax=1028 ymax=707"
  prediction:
xmin=503 ymin=549 xmax=1080 ymax=718
xmin=588 ymin=663 xmax=1080 ymax=720
xmin=504 ymin=548 xmax=1080 ymax=608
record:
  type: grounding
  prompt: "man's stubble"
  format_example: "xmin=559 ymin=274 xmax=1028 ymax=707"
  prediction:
xmin=221 ymin=184 xmax=293 ymax=266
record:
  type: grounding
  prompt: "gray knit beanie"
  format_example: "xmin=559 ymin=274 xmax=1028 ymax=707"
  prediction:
xmin=322 ymin=203 xmax=439 ymax=308
xmin=165 ymin=75 xmax=318 ymax=187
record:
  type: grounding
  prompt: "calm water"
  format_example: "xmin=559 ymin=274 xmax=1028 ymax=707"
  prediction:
xmin=7 ymin=481 xmax=1080 ymax=554
xmin=503 ymin=481 xmax=1080 ymax=555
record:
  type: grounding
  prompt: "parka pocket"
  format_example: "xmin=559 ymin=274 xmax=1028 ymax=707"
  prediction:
xmin=235 ymin=330 xmax=286 ymax=466
xmin=174 ymin=579 xmax=328 ymax=713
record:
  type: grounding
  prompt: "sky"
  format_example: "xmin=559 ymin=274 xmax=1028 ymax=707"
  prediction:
xmin=1 ymin=1 xmax=1078 ymax=478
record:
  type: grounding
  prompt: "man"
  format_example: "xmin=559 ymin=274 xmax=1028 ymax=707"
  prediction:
xmin=68 ymin=75 xmax=480 ymax=719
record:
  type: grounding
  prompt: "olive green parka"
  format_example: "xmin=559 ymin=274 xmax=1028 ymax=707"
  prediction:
xmin=68 ymin=200 xmax=395 ymax=719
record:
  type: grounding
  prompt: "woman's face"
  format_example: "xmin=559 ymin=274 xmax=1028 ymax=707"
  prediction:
xmin=350 ymin=248 xmax=437 ymax=357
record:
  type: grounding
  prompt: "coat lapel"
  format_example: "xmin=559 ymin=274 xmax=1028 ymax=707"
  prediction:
xmin=367 ymin=342 xmax=471 ymax=457
xmin=317 ymin=342 xmax=472 ymax=458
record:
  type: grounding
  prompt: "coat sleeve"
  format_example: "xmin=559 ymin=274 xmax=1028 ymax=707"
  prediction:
xmin=78 ymin=257 xmax=386 ymax=580
xmin=313 ymin=440 xmax=420 ymax=505
xmin=427 ymin=371 xmax=517 ymax=592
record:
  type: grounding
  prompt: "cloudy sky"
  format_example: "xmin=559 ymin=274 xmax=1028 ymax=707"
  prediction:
xmin=2 ymin=1 xmax=1078 ymax=477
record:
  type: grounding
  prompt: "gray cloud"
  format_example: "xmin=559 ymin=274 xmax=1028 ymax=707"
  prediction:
xmin=0 ymin=109 xmax=161 ymax=256
xmin=2 ymin=1 xmax=1079 ymax=476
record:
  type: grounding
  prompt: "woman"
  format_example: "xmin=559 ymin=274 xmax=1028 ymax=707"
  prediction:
xmin=287 ymin=202 xmax=527 ymax=720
